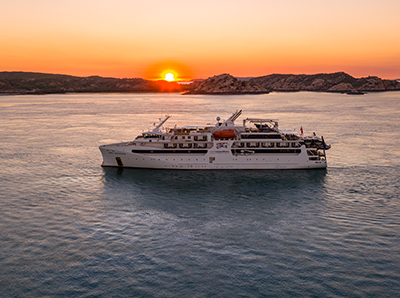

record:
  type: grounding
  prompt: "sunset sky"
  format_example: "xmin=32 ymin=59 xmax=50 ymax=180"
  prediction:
xmin=1 ymin=0 xmax=399 ymax=80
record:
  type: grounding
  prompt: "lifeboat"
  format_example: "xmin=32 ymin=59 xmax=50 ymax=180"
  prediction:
xmin=213 ymin=129 xmax=235 ymax=139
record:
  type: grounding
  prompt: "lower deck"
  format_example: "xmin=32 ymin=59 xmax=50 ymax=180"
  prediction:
xmin=100 ymin=142 xmax=327 ymax=170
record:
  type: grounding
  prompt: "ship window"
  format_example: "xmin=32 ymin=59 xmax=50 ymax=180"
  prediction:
xmin=164 ymin=143 xmax=177 ymax=148
xmin=194 ymin=135 xmax=207 ymax=141
xmin=143 ymin=134 xmax=159 ymax=139
xmin=277 ymin=142 xmax=289 ymax=147
xmin=179 ymin=143 xmax=192 ymax=148
xmin=194 ymin=143 xmax=206 ymax=148
xmin=247 ymin=142 xmax=259 ymax=148
xmin=241 ymin=134 xmax=281 ymax=139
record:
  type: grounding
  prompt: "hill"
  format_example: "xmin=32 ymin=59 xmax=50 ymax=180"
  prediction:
xmin=185 ymin=74 xmax=269 ymax=95
xmin=249 ymin=72 xmax=400 ymax=92
xmin=0 ymin=72 xmax=182 ymax=95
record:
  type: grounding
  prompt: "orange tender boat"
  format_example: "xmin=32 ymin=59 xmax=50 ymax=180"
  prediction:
xmin=213 ymin=129 xmax=235 ymax=139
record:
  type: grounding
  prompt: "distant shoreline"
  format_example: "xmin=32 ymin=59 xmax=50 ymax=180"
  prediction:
xmin=4 ymin=90 xmax=400 ymax=97
xmin=1 ymin=71 xmax=399 ymax=95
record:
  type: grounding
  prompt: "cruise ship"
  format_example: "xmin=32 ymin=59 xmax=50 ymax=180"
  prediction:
xmin=99 ymin=110 xmax=330 ymax=170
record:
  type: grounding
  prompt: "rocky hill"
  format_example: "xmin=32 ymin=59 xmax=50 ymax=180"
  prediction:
xmin=249 ymin=72 xmax=400 ymax=92
xmin=185 ymin=74 xmax=269 ymax=94
xmin=0 ymin=72 xmax=182 ymax=95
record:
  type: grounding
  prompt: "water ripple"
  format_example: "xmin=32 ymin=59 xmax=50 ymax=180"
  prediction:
xmin=1 ymin=93 xmax=400 ymax=297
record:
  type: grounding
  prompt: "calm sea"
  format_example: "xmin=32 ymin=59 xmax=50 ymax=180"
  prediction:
xmin=1 ymin=92 xmax=399 ymax=297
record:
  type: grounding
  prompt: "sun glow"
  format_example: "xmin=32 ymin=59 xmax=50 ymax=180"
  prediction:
xmin=164 ymin=72 xmax=175 ymax=82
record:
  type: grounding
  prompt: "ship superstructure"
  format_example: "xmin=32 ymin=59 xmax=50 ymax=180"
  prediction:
xmin=99 ymin=110 xmax=330 ymax=169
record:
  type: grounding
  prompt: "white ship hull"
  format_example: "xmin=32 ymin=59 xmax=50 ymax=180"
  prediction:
xmin=100 ymin=141 xmax=327 ymax=170
xmin=99 ymin=110 xmax=330 ymax=170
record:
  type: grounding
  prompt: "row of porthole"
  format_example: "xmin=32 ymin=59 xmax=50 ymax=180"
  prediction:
xmin=134 ymin=157 xmax=208 ymax=162
xmin=233 ymin=142 xmax=301 ymax=148
xmin=131 ymin=157 xmax=289 ymax=162
xmin=231 ymin=158 xmax=281 ymax=161
xmin=170 ymin=165 xmax=208 ymax=168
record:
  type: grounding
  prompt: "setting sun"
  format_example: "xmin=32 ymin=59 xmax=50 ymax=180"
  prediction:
xmin=164 ymin=73 xmax=175 ymax=82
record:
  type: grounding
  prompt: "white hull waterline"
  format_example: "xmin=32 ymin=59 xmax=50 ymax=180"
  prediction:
xmin=99 ymin=110 xmax=330 ymax=170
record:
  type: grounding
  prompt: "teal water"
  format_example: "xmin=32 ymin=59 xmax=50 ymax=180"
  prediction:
xmin=1 ymin=92 xmax=399 ymax=297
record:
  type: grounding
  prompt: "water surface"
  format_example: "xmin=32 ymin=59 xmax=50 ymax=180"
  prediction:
xmin=1 ymin=92 xmax=399 ymax=297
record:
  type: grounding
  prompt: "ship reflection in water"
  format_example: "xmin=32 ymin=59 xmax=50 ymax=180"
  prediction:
xmin=101 ymin=167 xmax=328 ymax=207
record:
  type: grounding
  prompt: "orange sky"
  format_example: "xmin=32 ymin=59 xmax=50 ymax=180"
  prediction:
xmin=1 ymin=0 xmax=399 ymax=80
